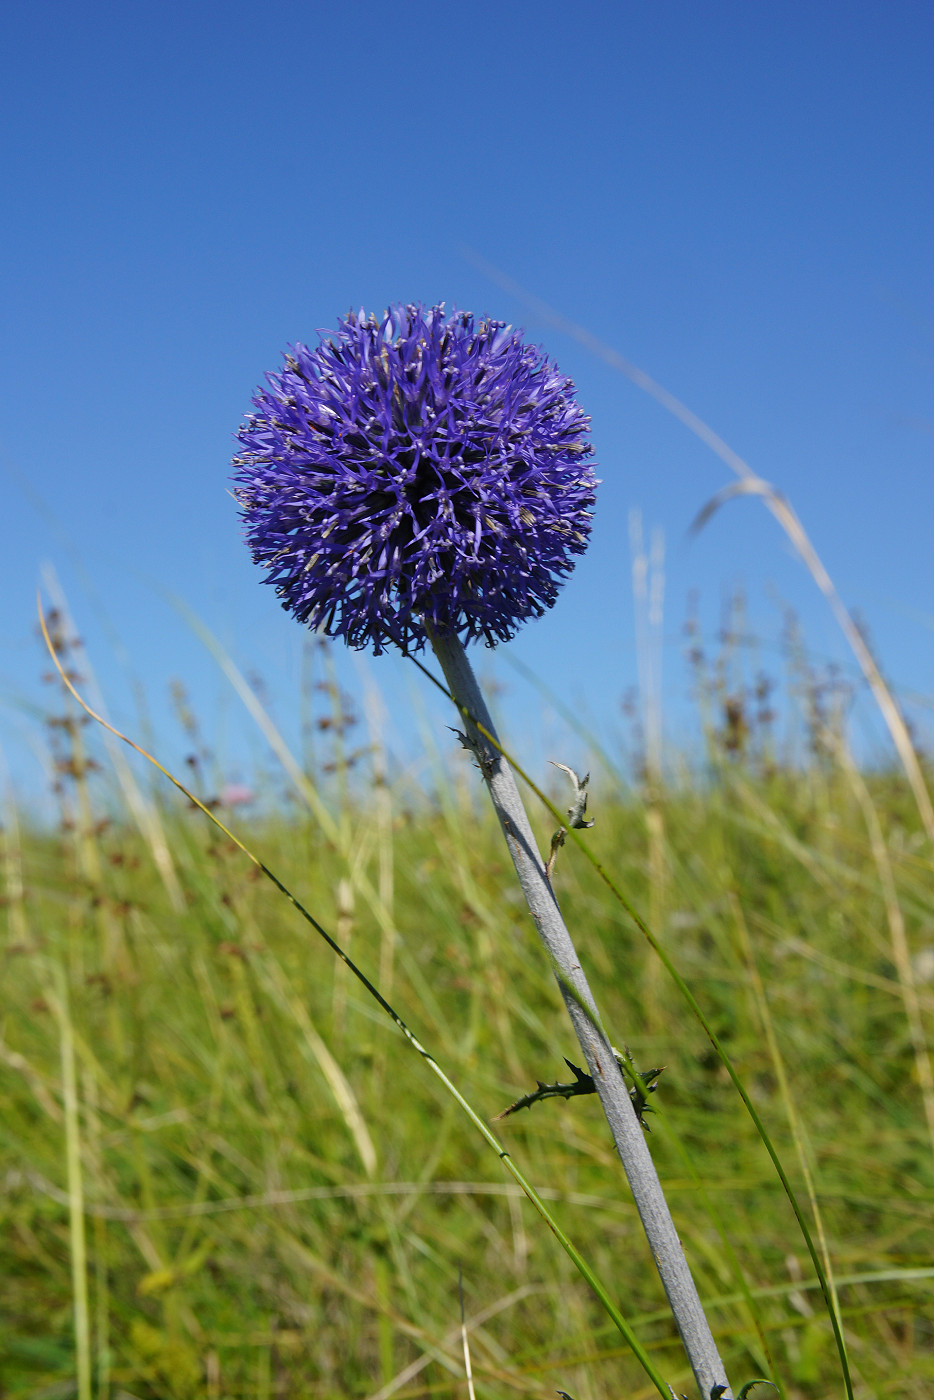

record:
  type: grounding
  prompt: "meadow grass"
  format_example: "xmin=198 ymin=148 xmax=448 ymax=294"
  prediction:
xmin=1 ymin=627 xmax=932 ymax=1399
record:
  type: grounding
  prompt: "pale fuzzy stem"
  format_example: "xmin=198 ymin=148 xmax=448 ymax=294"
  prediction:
xmin=429 ymin=629 xmax=731 ymax=1400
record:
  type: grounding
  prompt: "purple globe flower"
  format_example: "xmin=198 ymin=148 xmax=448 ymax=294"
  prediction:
xmin=232 ymin=303 xmax=597 ymax=654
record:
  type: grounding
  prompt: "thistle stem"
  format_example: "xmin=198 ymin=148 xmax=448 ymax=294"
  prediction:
xmin=429 ymin=628 xmax=732 ymax=1400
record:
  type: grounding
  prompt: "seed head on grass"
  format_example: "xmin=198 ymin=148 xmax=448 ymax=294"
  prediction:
xmin=232 ymin=303 xmax=597 ymax=653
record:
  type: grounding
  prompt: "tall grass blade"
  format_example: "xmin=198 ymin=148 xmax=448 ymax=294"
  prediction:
xmin=46 ymin=961 xmax=93 ymax=1400
xmin=38 ymin=595 xmax=676 ymax=1398
xmin=462 ymin=248 xmax=933 ymax=838
xmin=730 ymin=895 xmax=843 ymax=1339
xmin=407 ymin=650 xmax=855 ymax=1399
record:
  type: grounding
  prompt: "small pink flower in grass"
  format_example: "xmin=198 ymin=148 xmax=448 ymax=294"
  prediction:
xmin=219 ymin=784 xmax=255 ymax=808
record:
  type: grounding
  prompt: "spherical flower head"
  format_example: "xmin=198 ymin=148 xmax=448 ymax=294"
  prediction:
xmin=232 ymin=303 xmax=597 ymax=654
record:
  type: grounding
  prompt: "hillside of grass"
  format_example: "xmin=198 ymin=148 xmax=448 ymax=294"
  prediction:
xmin=1 ymin=639 xmax=932 ymax=1399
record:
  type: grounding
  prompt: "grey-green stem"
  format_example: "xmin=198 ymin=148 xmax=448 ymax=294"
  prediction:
xmin=429 ymin=628 xmax=732 ymax=1400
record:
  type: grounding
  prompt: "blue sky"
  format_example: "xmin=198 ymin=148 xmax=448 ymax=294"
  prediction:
xmin=1 ymin=1 xmax=930 ymax=809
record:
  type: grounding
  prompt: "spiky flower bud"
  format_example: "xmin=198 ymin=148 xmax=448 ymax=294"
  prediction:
xmin=233 ymin=303 xmax=597 ymax=653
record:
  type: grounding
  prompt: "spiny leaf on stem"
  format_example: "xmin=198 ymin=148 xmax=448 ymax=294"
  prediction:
xmin=495 ymin=1052 xmax=663 ymax=1127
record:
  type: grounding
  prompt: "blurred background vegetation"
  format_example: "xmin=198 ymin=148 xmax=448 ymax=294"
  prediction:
xmin=1 ymin=603 xmax=931 ymax=1399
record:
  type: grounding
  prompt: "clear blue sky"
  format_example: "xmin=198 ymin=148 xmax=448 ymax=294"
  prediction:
xmin=1 ymin=1 xmax=931 ymax=809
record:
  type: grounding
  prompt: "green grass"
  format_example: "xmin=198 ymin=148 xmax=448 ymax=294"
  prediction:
xmin=1 ymin=658 xmax=931 ymax=1399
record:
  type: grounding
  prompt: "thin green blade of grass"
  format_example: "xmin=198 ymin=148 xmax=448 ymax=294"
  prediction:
xmin=406 ymin=650 xmax=856 ymax=1400
xmin=37 ymin=595 xmax=676 ymax=1399
xmin=45 ymin=960 xmax=92 ymax=1400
